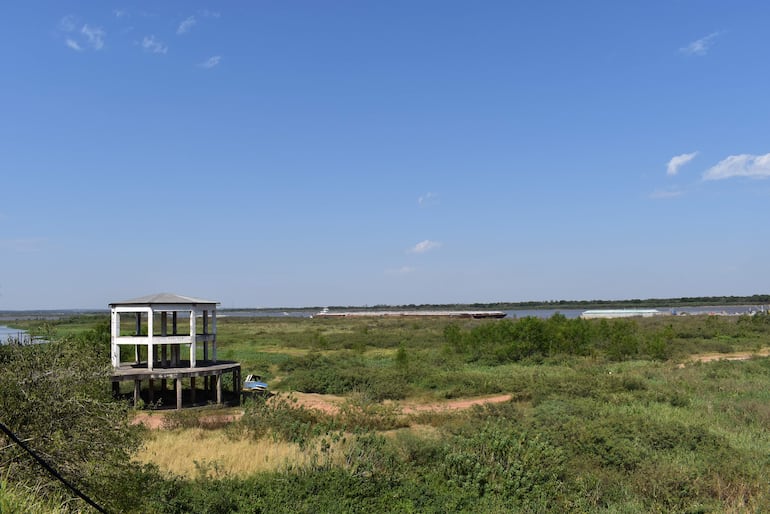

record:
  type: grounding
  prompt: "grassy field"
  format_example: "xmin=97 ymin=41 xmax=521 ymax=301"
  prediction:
xmin=7 ymin=311 xmax=770 ymax=512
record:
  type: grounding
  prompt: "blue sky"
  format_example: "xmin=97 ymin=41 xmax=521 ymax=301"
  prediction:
xmin=2 ymin=1 xmax=770 ymax=309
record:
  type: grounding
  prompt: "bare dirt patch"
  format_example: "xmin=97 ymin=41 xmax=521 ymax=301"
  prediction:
xmin=131 ymin=392 xmax=514 ymax=429
xmin=287 ymin=392 xmax=346 ymax=414
xmin=679 ymin=347 xmax=770 ymax=368
xmin=400 ymin=394 xmax=513 ymax=414
xmin=131 ymin=412 xmax=166 ymax=429
xmin=285 ymin=392 xmax=514 ymax=415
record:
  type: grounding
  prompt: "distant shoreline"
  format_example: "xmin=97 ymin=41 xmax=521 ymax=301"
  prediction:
xmin=2 ymin=294 xmax=768 ymax=320
xmin=241 ymin=294 xmax=770 ymax=313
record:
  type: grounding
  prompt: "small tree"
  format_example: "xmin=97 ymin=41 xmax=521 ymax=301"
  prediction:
xmin=0 ymin=332 xmax=146 ymax=512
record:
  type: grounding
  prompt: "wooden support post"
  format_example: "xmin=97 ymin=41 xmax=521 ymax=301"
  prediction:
xmin=190 ymin=377 xmax=196 ymax=405
xmin=134 ymin=380 xmax=141 ymax=406
xmin=216 ymin=373 xmax=222 ymax=405
xmin=176 ymin=377 xmax=183 ymax=410
xmin=234 ymin=368 xmax=241 ymax=405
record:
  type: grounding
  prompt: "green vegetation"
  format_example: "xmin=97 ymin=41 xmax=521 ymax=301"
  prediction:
xmin=0 ymin=324 xmax=152 ymax=513
xmin=2 ymin=312 xmax=770 ymax=512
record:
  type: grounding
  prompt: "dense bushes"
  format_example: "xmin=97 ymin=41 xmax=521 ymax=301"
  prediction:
xmin=444 ymin=315 xmax=618 ymax=362
xmin=278 ymin=352 xmax=412 ymax=400
xmin=0 ymin=335 xmax=151 ymax=513
xmin=444 ymin=422 xmax=566 ymax=508
xmin=443 ymin=312 xmax=770 ymax=364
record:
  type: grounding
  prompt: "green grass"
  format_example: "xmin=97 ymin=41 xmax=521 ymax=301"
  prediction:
xmin=6 ymin=312 xmax=770 ymax=511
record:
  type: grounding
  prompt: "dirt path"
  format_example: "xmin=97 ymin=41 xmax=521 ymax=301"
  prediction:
xmin=276 ymin=392 xmax=514 ymax=415
xmin=399 ymin=394 xmax=513 ymax=415
xmin=679 ymin=347 xmax=770 ymax=367
xmin=131 ymin=392 xmax=514 ymax=429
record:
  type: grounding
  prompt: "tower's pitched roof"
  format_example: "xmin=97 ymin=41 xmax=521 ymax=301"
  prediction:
xmin=109 ymin=292 xmax=218 ymax=307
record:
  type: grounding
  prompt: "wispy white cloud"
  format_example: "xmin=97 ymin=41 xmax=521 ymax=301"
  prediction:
xmin=703 ymin=153 xmax=770 ymax=181
xmin=59 ymin=15 xmax=77 ymax=32
xmin=81 ymin=24 xmax=105 ymax=50
xmin=199 ymin=9 xmax=221 ymax=18
xmin=386 ymin=266 xmax=416 ymax=275
xmin=199 ymin=55 xmax=221 ymax=69
xmin=113 ymin=9 xmax=128 ymax=18
xmin=680 ymin=31 xmax=722 ymax=56
xmin=667 ymin=151 xmax=698 ymax=176
xmin=409 ymin=240 xmax=441 ymax=254
xmin=650 ymin=188 xmax=684 ymax=200
xmin=65 ymin=39 xmax=83 ymax=51
xmin=177 ymin=16 xmax=197 ymax=35
xmin=418 ymin=192 xmax=439 ymax=207
xmin=141 ymin=35 xmax=168 ymax=54
xmin=59 ymin=15 xmax=105 ymax=52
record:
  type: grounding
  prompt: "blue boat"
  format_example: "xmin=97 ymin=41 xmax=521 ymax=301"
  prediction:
xmin=243 ymin=374 xmax=268 ymax=393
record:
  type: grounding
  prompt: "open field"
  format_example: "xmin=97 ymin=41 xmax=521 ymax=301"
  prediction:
xmin=4 ymin=311 xmax=770 ymax=512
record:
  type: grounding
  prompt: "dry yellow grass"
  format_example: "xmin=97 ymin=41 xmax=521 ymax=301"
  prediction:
xmin=134 ymin=428 xmax=346 ymax=478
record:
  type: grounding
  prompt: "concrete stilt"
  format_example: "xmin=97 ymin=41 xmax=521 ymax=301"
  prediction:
xmin=176 ymin=377 xmax=183 ymax=410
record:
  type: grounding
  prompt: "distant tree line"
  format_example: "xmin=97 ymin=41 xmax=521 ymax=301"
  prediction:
xmin=315 ymin=294 xmax=770 ymax=312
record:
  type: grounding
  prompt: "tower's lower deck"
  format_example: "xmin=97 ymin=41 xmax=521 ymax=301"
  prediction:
xmin=111 ymin=360 xmax=241 ymax=410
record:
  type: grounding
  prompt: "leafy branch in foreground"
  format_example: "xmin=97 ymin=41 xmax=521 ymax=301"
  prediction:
xmin=0 ymin=334 xmax=148 ymax=513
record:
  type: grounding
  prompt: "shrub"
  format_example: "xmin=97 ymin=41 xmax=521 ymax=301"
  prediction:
xmin=443 ymin=421 xmax=566 ymax=508
xmin=0 ymin=336 xmax=145 ymax=513
xmin=239 ymin=393 xmax=333 ymax=448
xmin=337 ymin=395 xmax=407 ymax=432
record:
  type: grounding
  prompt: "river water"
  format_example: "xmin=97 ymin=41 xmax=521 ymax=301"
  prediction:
xmin=222 ymin=305 xmax=765 ymax=320
xmin=0 ymin=325 xmax=29 ymax=344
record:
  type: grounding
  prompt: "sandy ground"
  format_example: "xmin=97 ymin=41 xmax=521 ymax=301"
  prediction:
xmin=690 ymin=348 xmax=770 ymax=362
xmin=679 ymin=347 xmax=770 ymax=367
xmin=132 ymin=392 xmax=514 ymax=429
xmin=132 ymin=348 xmax=769 ymax=429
